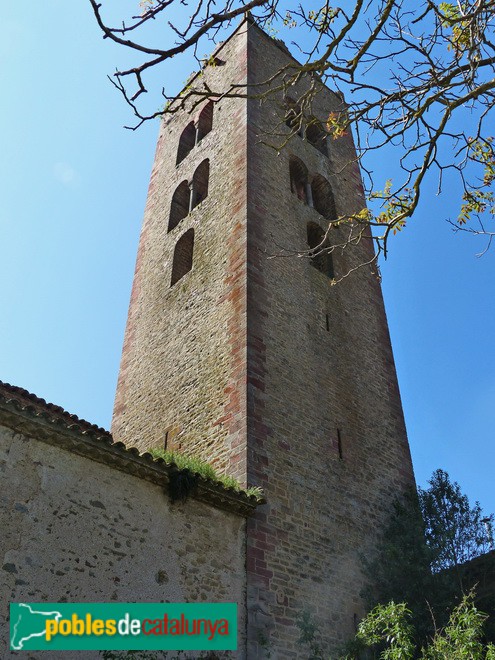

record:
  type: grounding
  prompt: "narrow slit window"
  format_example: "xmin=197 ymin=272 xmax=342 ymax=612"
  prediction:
xmin=171 ymin=228 xmax=194 ymax=286
xmin=168 ymin=180 xmax=191 ymax=232
xmin=176 ymin=122 xmax=196 ymax=166
xmin=337 ymin=429 xmax=343 ymax=460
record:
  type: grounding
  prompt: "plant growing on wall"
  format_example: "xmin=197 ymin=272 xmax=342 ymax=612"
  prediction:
xmin=149 ymin=447 xmax=264 ymax=502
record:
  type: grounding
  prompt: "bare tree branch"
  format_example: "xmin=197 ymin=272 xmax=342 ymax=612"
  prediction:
xmin=88 ymin=0 xmax=495 ymax=269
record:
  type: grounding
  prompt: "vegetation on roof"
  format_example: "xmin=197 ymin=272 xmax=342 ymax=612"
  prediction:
xmin=148 ymin=448 xmax=264 ymax=502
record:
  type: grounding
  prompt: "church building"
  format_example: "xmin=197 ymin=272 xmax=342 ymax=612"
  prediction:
xmin=0 ymin=17 xmax=415 ymax=659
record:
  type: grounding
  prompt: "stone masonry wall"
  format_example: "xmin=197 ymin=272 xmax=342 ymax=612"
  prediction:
xmin=244 ymin=22 xmax=416 ymax=657
xmin=461 ymin=549 xmax=495 ymax=614
xmin=110 ymin=16 xmax=416 ymax=658
xmin=0 ymin=420 xmax=247 ymax=659
xmin=112 ymin=26 xmax=250 ymax=482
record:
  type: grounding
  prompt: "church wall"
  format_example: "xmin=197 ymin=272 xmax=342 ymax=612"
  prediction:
xmin=0 ymin=422 xmax=247 ymax=659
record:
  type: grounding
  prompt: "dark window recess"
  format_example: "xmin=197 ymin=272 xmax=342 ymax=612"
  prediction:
xmin=337 ymin=428 xmax=343 ymax=460
xmin=285 ymin=97 xmax=303 ymax=134
xmin=289 ymin=155 xmax=309 ymax=203
xmin=285 ymin=98 xmax=328 ymax=156
xmin=176 ymin=122 xmax=196 ymax=166
xmin=168 ymin=160 xmax=210 ymax=231
xmin=197 ymin=101 xmax=214 ymax=142
xmin=168 ymin=181 xmax=191 ymax=232
xmin=311 ymin=175 xmax=337 ymax=220
xmin=164 ymin=431 xmax=169 ymax=451
xmin=171 ymin=228 xmax=194 ymax=286
xmin=326 ymin=313 xmax=330 ymax=332
xmin=307 ymin=222 xmax=334 ymax=278
xmin=191 ymin=159 xmax=210 ymax=210
xmin=176 ymin=102 xmax=214 ymax=165
xmin=306 ymin=118 xmax=328 ymax=157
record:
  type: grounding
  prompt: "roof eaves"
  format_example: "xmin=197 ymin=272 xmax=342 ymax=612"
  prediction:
xmin=0 ymin=381 xmax=258 ymax=517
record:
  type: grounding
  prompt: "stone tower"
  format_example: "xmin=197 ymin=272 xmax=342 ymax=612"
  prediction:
xmin=112 ymin=17 xmax=415 ymax=658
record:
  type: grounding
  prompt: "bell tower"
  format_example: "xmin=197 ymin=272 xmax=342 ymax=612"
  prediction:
xmin=112 ymin=17 xmax=415 ymax=657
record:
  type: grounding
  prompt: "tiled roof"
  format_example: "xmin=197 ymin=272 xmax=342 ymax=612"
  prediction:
xmin=0 ymin=380 xmax=258 ymax=516
xmin=0 ymin=380 xmax=111 ymax=436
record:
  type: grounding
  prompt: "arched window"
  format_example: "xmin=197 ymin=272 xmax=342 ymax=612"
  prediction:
xmin=191 ymin=159 xmax=210 ymax=210
xmin=311 ymin=175 xmax=337 ymax=220
xmin=285 ymin=97 xmax=302 ymax=134
xmin=306 ymin=118 xmax=328 ymax=157
xmin=168 ymin=181 xmax=191 ymax=232
xmin=197 ymin=101 xmax=214 ymax=142
xmin=171 ymin=229 xmax=194 ymax=286
xmin=307 ymin=222 xmax=334 ymax=278
xmin=289 ymin=156 xmax=310 ymax=203
xmin=176 ymin=122 xmax=196 ymax=166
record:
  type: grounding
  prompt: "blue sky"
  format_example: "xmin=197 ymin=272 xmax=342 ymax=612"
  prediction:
xmin=1 ymin=2 xmax=493 ymax=517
